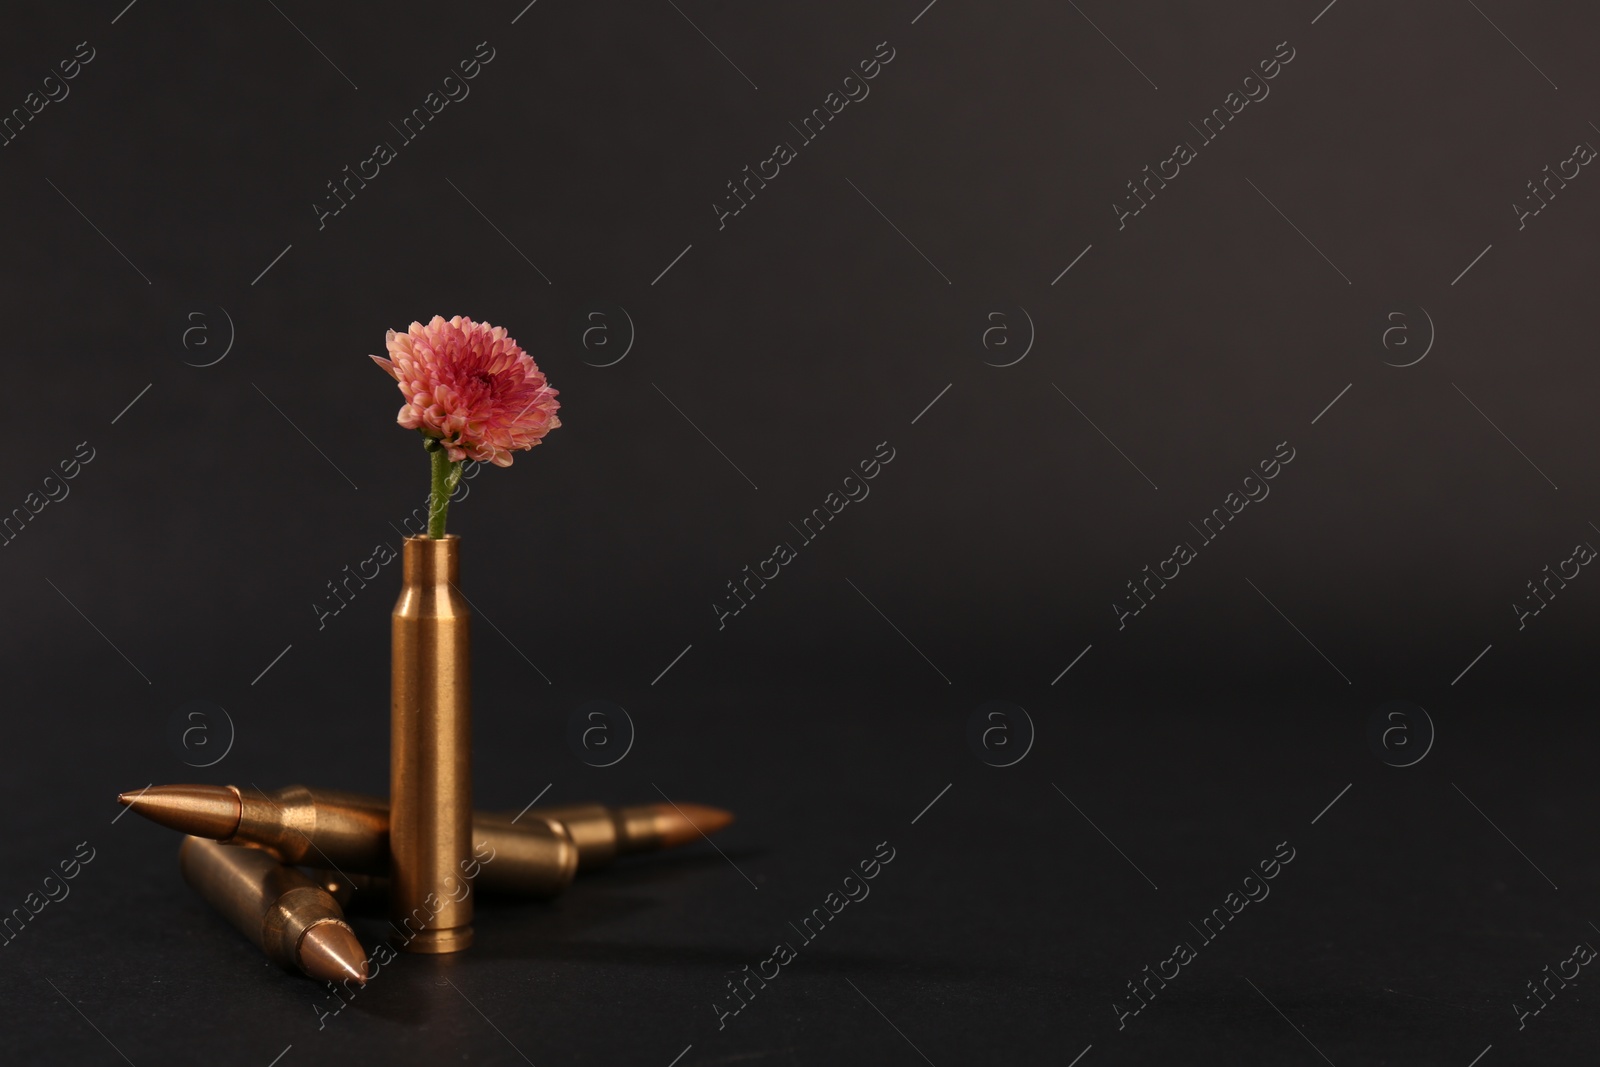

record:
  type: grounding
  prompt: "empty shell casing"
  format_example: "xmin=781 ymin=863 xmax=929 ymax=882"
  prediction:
xmin=390 ymin=535 xmax=472 ymax=953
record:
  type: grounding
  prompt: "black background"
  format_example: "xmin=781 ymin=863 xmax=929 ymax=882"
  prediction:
xmin=3 ymin=1 xmax=1598 ymax=1064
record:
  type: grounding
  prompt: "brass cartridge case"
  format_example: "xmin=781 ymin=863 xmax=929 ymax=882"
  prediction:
xmin=470 ymin=815 xmax=579 ymax=894
xmin=532 ymin=802 xmax=688 ymax=870
xmin=178 ymin=836 xmax=367 ymax=985
xmin=390 ymin=535 xmax=472 ymax=952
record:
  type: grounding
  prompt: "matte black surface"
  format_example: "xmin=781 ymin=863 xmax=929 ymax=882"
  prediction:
xmin=8 ymin=679 xmax=1599 ymax=1065
xmin=3 ymin=1 xmax=1598 ymax=1064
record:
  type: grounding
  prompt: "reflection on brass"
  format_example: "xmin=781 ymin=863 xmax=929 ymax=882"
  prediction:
xmin=178 ymin=836 xmax=367 ymax=985
xmin=120 ymin=784 xmax=579 ymax=895
xmin=311 ymin=869 xmax=378 ymax=908
xmin=391 ymin=534 xmax=472 ymax=953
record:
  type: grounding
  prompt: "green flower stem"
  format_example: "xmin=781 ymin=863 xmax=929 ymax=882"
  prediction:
xmin=426 ymin=441 xmax=460 ymax=539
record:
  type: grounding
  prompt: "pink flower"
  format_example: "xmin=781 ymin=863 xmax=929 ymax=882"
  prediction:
xmin=372 ymin=315 xmax=560 ymax=467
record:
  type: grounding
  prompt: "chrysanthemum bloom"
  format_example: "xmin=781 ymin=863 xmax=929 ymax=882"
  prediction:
xmin=372 ymin=315 xmax=560 ymax=537
xmin=372 ymin=315 xmax=560 ymax=466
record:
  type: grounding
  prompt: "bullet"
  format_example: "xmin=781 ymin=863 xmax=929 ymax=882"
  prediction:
xmin=178 ymin=835 xmax=368 ymax=985
xmin=529 ymin=802 xmax=735 ymax=871
xmin=119 ymin=784 xmax=577 ymax=896
xmin=391 ymin=534 xmax=472 ymax=953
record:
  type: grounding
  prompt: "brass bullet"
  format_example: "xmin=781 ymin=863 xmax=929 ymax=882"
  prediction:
xmin=528 ymin=802 xmax=735 ymax=871
xmin=120 ymin=784 xmax=577 ymax=896
xmin=178 ymin=836 xmax=368 ymax=986
xmin=391 ymin=534 xmax=473 ymax=953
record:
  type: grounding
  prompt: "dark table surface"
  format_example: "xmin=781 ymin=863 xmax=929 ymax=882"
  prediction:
xmin=4 ymin=666 xmax=1595 ymax=1066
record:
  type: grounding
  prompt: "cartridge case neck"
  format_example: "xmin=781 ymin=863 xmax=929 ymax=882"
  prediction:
xmin=531 ymin=803 xmax=669 ymax=870
xmin=232 ymin=785 xmax=317 ymax=862
xmin=229 ymin=785 xmax=391 ymax=871
xmin=401 ymin=534 xmax=460 ymax=586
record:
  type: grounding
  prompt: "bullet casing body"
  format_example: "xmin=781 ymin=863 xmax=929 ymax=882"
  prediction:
xmin=178 ymin=836 xmax=357 ymax=978
xmin=390 ymin=535 xmax=473 ymax=952
xmin=531 ymin=803 xmax=671 ymax=870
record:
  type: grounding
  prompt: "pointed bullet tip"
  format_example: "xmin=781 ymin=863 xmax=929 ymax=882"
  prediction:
xmin=299 ymin=922 xmax=369 ymax=986
xmin=118 ymin=784 xmax=242 ymax=840
xmin=656 ymin=802 xmax=735 ymax=848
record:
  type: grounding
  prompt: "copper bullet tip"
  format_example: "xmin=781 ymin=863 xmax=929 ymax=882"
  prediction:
xmin=118 ymin=784 xmax=242 ymax=840
xmin=655 ymin=803 xmax=735 ymax=848
xmin=298 ymin=922 xmax=369 ymax=986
